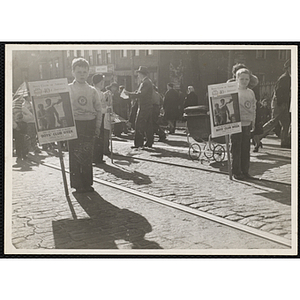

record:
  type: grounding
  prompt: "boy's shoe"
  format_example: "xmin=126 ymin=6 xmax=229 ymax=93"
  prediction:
xmin=131 ymin=146 xmax=140 ymax=149
xmin=233 ymin=173 xmax=245 ymax=180
xmin=242 ymin=173 xmax=253 ymax=179
xmin=76 ymin=186 xmax=94 ymax=193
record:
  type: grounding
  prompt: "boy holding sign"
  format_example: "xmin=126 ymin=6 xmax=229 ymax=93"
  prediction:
xmin=68 ymin=58 xmax=102 ymax=193
xmin=231 ymin=68 xmax=256 ymax=180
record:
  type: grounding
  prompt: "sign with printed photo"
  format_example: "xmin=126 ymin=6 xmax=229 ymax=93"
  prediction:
xmin=28 ymin=78 xmax=77 ymax=145
xmin=208 ymin=82 xmax=242 ymax=138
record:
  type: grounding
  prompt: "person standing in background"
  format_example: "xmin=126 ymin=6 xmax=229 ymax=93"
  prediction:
xmin=125 ymin=66 xmax=154 ymax=148
xmin=152 ymin=85 xmax=166 ymax=141
xmin=23 ymin=97 xmax=40 ymax=153
xmin=183 ymin=86 xmax=198 ymax=109
xmin=92 ymin=74 xmax=107 ymax=164
xmin=163 ymin=83 xmax=180 ymax=134
xmin=271 ymin=59 xmax=291 ymax=148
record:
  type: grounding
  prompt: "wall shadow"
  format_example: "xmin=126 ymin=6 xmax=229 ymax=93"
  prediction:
xmin=52 ymin=191 xmax=162 ymax=249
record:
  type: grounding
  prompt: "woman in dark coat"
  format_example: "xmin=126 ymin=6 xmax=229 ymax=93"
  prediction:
xmin=183 ymin=86 xmax=198 ymax=108
xmin=163 ymin=83 xmax=180 ymax=134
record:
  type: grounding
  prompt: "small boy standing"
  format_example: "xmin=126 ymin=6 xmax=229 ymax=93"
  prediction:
xmin=68 ymin=58 xmax=102 ymax=193
xmin=92 ymin=73 xmax=111 ymax=163
xmin=231 ymin=68 xmax=256 ymax=180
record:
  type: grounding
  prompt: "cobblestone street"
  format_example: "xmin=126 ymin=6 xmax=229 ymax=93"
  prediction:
xmin=8 ymin=130 xmax=294 ymax=252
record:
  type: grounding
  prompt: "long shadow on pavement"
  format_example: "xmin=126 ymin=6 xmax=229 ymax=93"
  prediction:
xmin=95 ymin=163 xmax=152 ymax=185
xmin=209 ymin=161 xmax=291 ymax=205
xmin=210 ymin=158 xmax=289 ymax=181
xmin=52 ymin=191 xmax=162 ymax=249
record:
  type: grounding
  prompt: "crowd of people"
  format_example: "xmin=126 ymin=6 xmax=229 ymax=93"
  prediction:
xmin=12 ymin=57 xmax=291 ymax=190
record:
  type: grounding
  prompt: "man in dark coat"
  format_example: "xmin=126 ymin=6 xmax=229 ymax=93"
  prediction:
xmin=163 ymin=83 xmax=180 ymax=134
xmin=183 ymin=86 xmax=198 ymax=109
xmin=271 ymin=59 xmax=291 ymax=148
xmin=125 ymin=66 xmax=154 ymax=148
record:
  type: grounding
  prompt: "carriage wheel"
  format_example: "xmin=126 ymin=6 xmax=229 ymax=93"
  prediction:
xmin=189 ymin=143 xmax=201 ymax=160
xmin=203 ymin=143 xmax=214 ymax=160
xmin=213 ymin=144 xmax=225 ymax=162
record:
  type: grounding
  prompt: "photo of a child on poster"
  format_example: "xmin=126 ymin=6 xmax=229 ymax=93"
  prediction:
xmin=208 ymin=82 xmax=242 ymax=138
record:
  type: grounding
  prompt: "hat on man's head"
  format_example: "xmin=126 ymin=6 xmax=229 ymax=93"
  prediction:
xmin=167 ymin=82 xmax=174 ymax=88
xmin=92 ymin=74 xmax=104 ymax=85
xmin=284 ymin=59 xmax=291 ymax=69
xmin=136 ymin=66 xmax=148 ymax=75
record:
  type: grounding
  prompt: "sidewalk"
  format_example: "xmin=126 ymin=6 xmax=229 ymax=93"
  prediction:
xmin=11 ymin=163 xmax=288 ymax=250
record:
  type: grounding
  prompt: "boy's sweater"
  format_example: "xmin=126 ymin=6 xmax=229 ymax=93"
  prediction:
xmin=69 ymin=80 xmax=102 ymax=128
xmin=238 ymin=88 xmax=256 ymax=127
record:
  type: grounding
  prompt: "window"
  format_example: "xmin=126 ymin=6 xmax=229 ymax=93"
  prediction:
xmin=106 ymin=50 xmax=111 ymax=63
xmin=54 ymin=59 xmax=59 ymax=78
xmin=146 ymin=50 xmax=153 ymax=56
xmin=66 ymin=50 xmax=73 ymax=66
xmin=88 ymin=50 xmax=93 ymax=65
xmin=21 ymin=69 xmax=28 ymax=82
xmin=67 ymin=50 xmax=73 ymax=58
xmin=278 ymin=50 xmax=288 ymax=60
xmin=39 ymin=64 xmax=43 ymax=79
xmin=102 ymin=51 xmax=107 ymax=64
xmin=97 ymin=50 xmax=102 ymax=64
xmin=256 ymin=50 xmax=266 ymax=59
xmin=121 ymin=50 xmax=128 ymax=57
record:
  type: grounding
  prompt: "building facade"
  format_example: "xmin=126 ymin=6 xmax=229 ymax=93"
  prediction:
xmin=12 ymin=48 xmax=291 ymax=103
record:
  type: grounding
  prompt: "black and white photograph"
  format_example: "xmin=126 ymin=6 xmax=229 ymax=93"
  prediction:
xmin=4 ymin=44 xmax=298 ymax=255
xmin=211 ymin=94 xmax=240 ymax=126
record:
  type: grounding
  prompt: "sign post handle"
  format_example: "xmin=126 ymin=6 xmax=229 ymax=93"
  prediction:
xmin=57 ymin=141 xmax=69 ymax=197
xmin=225 ymin=135 xmax=232 ymax=180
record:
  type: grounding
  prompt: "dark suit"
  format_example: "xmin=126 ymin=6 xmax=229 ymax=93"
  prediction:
xmin=163 ymin=88 xmax=180 ymax=133
xmin=134 ymin=77 xmax=154 ymax=147
xmin=271 ymin=71 xmax=291 ymax=147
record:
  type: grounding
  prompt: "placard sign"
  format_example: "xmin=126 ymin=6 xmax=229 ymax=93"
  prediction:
xmin=208 ymin=82 xmax=242 ymax=138
xmin=28 ymin=78 xmax=77 ymax=145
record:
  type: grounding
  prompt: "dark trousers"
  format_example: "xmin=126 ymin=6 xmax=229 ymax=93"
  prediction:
xmin=93 ymin=116 xmax=105 ymax=163
xmin=273 ymin=105 xmax=291 ymax=147
xmin=14 ymin=122 xmax=28 ymax=160
xmin=134 ymin=107 xmax=153 ymax=147
xmin=69 ymin=119 xmax=95 ymax=190
xmin=152 ymin=105 xmax=166 ymax=139
xmin=26 ymin=123 xmax=37 ymax=151
xmin=129 ymin=101 xmax=138 ymax=129
xmin=231 ymin=125 xmax=251 ymax=175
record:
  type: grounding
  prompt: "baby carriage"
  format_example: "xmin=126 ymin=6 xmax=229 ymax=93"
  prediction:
xmin=183 ymin=105 xmax=226 ymax=162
